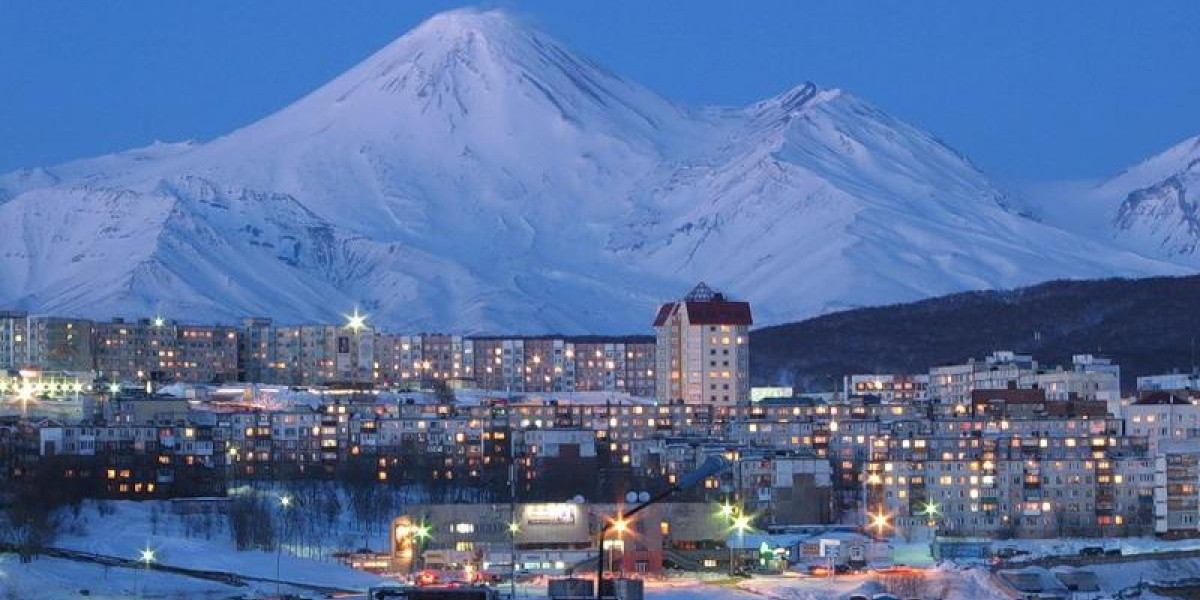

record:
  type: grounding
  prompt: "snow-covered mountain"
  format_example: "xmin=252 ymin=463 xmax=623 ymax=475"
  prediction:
xmin=1031 ymin=135 xmax=1200 ymax=266
xmin=1106 ymin=136 xmax=1200 ymax=258
xmin=0 ymin=9 xmax=1188 ymax=333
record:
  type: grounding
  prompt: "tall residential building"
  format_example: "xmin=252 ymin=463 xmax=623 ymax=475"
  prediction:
xmin=236 ymin=319 xmax=373 ymax=385
xmin=94 ymin=318 xmax=238 ymax=383
xmin=654 ymin=283 xmax=752 ymax=406
xmin=468 ymin=336 xmax=655 ymax=396
xmin=1 ymin=312 xmax=94 ymax=372
xmin=0 ymin=311 xmax=30 ymax=370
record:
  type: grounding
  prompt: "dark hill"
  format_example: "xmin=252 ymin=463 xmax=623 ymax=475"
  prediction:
xmin=750 ymin=275 xmax=1200 ymax=391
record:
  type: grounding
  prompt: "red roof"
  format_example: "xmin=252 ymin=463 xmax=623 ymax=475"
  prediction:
xmin=653 ymin=300 xmax=752 ymax=326
xmin=652 ymin=304 xmax=676 ymax=327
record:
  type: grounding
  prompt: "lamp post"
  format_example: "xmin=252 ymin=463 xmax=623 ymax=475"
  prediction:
xmin=730 ymin=512 xmax=752 ymax=575
xmin=509 ymin=424 xmax=520 ymax=599
xmin=609 ymin=515 xmax=628 ymax=574
xmin=345 ymin=308 xmax=368 ymax=391
xmin=508 ymin=520 xmax=521 ymax=598
xmin=277 ymin=494 xmax=292 ymax=599
xmin=718 ymin=500 xmax=736 ymax=574
xmin=595 ymin=456 xmax=729 ymax=600
xmin=135 ymin=546 xmax=156 ymax=599
xmin=413 ymin=521 xmax=432 ymax=571
xmin=922 ymin=500 xmax=939 ymax=558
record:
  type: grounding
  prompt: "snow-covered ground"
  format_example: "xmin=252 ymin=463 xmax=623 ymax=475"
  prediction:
xmin=993 ymin=535 xmax=1200 ymax=562
xmin=0 ymin=553 xmax=244 ymax=600
xmin=5 ymin=499 xmax=391 ymax=598
xmin=20 ymin=499 xmax=1200 ymax=600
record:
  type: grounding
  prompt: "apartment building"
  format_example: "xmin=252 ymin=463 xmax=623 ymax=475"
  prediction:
xmin=844 ymin=374 xmax=930 ymax=403
xmin=37 ymin=422 xmax=221 ymax=497
xmin=1139 ymin=372 xmax=1200 ymax=392
xmin=237 ymin=319 xmax=372 ymax=385
xmin=468 ymin=336 xmax=654 ymax=396
xmin=928 ymin=351 xmax=1119 ymax=411
xmin=1124 ymin=392 xmax=1200 ymax=452
xmin=1155 ymin=441 xmax=1200 ymax=536
xmin=94 ymin=318 xmax=238 ymax=383
xmin=654 ymin=283 xmax=752 ymax=406
xmin=0 ymin=312 xmax=93 ymax=372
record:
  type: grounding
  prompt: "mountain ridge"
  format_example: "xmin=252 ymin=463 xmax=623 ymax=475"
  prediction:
xmin=0 ymin=8 xmax=1189 ymax=332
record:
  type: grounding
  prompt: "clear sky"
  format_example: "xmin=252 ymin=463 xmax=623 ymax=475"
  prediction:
xmin=2 ymin=1 xmax=1198 ymax=180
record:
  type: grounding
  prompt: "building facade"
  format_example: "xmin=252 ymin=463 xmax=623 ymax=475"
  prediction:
xmin=654 ymin=283 xmax=752 ymax=406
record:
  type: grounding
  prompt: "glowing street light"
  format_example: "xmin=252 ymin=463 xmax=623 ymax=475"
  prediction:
xmin=508 ymin=521 xmax=521 ymax=535
xmin=922 ymin=500 xmax=940 ymax=520
xmin=612 ymin=516 xmax=628 ymax=535
xmin=413 ymin=522 xmax=432 ymax=541
xmin=109 ymin=382 xmax=121 ymax=395
xmin=152 ymin=316 xmax=166 ymax=328
xmin=345 ymin=309 xmax=368 ymax=333
xmin=732 ymin=513 xmax=753 ymax=534
xmin=870 ymin=510 xmax=891 ymax=537
xmin=136 ymin=545 xmax=156 ymax=599
xmin=718 ymin=500 xmax=735 ymax=519
xmin=276 ymin=494 xmax=295 ymax=598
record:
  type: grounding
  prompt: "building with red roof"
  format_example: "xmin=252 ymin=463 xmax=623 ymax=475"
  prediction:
xmin=653 ymin=283 xmax=752 ymax=405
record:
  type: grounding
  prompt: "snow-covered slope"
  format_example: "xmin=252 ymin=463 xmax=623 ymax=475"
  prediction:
xmin=1032 ymin=135 xmax=1200 ymax=265
xmin=1107 ymin=136 xmax=1200 ymax=259
xmin=0 ymin=9 xmax=1188 ymax=332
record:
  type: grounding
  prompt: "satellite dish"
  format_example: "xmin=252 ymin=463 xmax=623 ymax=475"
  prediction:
xmin=625 ymin=491 xmax=638 ymax=503
xmin=638 ymin=491 xmax=651 ymax=503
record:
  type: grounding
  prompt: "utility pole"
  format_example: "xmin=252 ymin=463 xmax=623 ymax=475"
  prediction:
xmin=595 ymin=456 xmax=729 ymax=600
xmin=510 ymin=427 xmax=518 ymax=600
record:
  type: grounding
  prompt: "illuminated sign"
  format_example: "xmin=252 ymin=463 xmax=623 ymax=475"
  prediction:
xmin=524 ymin=503 xmax=577 ymax=525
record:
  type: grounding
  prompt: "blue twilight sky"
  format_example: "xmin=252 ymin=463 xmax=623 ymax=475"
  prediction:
xmin=2 ymin=1 xmax=1198 ymax=180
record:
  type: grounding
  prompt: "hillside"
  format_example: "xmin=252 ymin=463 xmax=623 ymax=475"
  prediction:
xmin=750 ymin=275 xmax=1200 ymax=390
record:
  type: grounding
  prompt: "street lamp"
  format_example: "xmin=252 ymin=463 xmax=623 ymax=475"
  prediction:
xmin=922 ymin=500 xmax=940 ymax=559
xmin=719 ymin=500 xmax=735 ymax=519
xmin=277 ymin=494 xmax=293 ymax=598
xmin=412 ymin=520 xmax=432 ymax=570
xmin=595 ymin=456 xmax=729 ymax=600
xmin=345 ymin=309 xmax=367 ymax=333
xmin=870 ymin=510 xmax=891 ymax=538
xmin=345 ymin=308 xmax=368 ymax=390
xmin=608 ymin=515 xmax=629 ymax=574
xmin=730 ymin=511 xmax=753 ymax=575
xmin=136 ymin=545 xmax=156 ymax=599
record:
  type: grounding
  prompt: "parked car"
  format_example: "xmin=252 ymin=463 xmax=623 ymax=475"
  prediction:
xmin=994 ymin=547 xmax=1030 ymax=559
xmin=1104 ymin=547 xmax=1123 ymax=556
xmin=1079 ymin=546 xmax=1105 ymax=557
